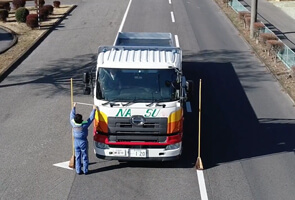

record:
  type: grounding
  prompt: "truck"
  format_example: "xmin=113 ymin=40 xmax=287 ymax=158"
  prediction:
xmin=83 ymin=32 xmax=193 ymax=161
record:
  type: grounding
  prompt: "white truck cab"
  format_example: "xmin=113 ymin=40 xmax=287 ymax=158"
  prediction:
xmin=83 ymin=32 xmax=193 ymax=161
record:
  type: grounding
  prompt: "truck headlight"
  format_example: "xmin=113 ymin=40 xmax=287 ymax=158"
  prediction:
xmin=95 ymin=142 xmax=109 ymax=149
xmin=165 ymin=142 xmax=181 ymax=150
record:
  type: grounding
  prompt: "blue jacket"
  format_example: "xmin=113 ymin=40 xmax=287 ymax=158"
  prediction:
xmin=70 ymin=107 xmax=96 ymax=140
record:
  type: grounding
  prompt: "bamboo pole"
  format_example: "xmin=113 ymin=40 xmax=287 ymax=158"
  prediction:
xmin=69 ymin=78 xmax=75 ymax=168
xmin=196 ymin=79 xmax=203 ymax=170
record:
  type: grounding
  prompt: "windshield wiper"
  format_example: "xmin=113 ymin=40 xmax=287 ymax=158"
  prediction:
xmin=146 ymin=102 xmax=154 ymax=107
xmin=102 ymin=100 xmax=120 ymax=107
xmin=155 ymin=103 xmax=166 ymax=108
xmin=122 ymin=98 xmax=137 ymax=106
xmin=146 ymin=100 xmax=166 ymax=108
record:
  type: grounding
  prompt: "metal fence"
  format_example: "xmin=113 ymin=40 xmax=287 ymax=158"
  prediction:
xmin=229 ymin=0 xmax=295 ymax=69
xmin=229 ymin=0 xmax=248 ymax=12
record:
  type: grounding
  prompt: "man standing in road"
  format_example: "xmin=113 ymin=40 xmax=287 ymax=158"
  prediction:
xmin=70 ymin=103 xmax=96 ymax=175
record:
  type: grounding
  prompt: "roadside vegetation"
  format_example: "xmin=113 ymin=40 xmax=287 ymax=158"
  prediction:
xmin=214 ymin=0 xmax=295 ymax=103
xmin=0 ymin=1 xmax=71 ymax=77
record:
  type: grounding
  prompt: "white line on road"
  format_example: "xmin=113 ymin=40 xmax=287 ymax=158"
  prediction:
xmin=168 ymin=0 xmax=172 ymax=4
xmin=197 ymin=170 xmax=209 ymax=200
xmin=114 ymin=0 xmax=133 ymax=45
xmin=53 ymin=161 xmax=73 ymax=170
xmin=186 ymin=102 xmax=192 ymax=112
xmin=170 ymin=11 xmax=175 ymax=23
xmin=174 ymin=34 xmax=179 ymax=47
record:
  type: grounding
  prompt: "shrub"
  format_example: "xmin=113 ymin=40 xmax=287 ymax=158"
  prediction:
xmin=0 ymin=2 xmax=11 ymax=11
xmin=259 ymin=33 xmax=278 ymax=45
xmin=266 ymin=40 xmax=284 ymax=62
xmin=238 ymin=11 xmax=250 ymax=20
xmin=245 ymin=16 xmax=251 ymax=29
xmin=53 ymin=1 xmax=60 ymax=8
xmin=253 ymin=22 xmax=265 ymax=30
xmin=12 ymin=0 xmax=26 ymax=10
xmin=39 ymin=6 xmax=49 ymax=21
xmin=266 ymin=40 xmax=284 ymax=52
xmin=26 ymin=13 xmax=38 ymax=20
xmin=26 ymin=14 xmax=38 ymax=29
xmin=253 ymin=22 xmax=265 ymax=39
xmin=0 ymin=9 xmax=9 ymax=22
xmin=15 ymin=7 xmax=29 ymax=22
xmin=35 ymin=0 xmax=45 ymax=8
xmin=43 ymin=5 xmax=53 ymax=14
xmin=244 ymin=13 xmax=251 ymax=19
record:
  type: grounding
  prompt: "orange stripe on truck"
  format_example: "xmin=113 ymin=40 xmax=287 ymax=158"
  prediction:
xmin=94 ymin=110 xmax=108 ymax=133
xmin=167 ymin=108 xmax=183 ymax=134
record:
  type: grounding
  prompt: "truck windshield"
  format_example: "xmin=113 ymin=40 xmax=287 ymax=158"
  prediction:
xmin=97 ymin=68 xmax=179 ymax=102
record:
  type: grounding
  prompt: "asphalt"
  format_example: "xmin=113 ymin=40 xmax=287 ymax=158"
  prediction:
xmin=0 ymin=0 xmax=294 ymax=69
xmin=0 ymin=3 xmax=77 ymax=82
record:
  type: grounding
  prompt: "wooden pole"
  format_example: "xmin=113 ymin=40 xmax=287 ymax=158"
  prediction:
xmin=196 ymin=79 xmax=203 ymax=170
xmin=69 ymin=78 xmax=75 ymax=168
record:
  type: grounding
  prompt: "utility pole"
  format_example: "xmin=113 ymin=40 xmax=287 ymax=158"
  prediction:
xmin=37 ymin=0 xmax=40 ymax=29
xmin=250 ymin=0 xmax=258 ymax=38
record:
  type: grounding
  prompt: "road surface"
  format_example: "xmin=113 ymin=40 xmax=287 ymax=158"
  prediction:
xmin=1 ymin=0 xmax=295 ymax=200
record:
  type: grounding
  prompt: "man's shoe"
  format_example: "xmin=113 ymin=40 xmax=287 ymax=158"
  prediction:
xmin=77 ymin=172 xmax=82 ymax=175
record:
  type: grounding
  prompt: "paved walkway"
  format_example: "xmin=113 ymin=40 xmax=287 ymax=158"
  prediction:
xmin=0 ymin=26 xmax=16 ymax=54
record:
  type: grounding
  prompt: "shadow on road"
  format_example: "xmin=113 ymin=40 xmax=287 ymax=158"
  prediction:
xmin=0 ymin=53 xmax=97 ymax=97
xmin=2 ymin=50 xmax=295 ymax=171
xmin=182 ymin=52 xmax=295 ymax=170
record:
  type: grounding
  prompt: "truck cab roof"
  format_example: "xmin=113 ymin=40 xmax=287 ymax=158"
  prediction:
xmin=97 ymin=46 xmax=182 ymax=69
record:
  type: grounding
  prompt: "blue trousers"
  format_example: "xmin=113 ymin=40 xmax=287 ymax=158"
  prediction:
xmin=74 ymin=139 xmax=88 ymax=174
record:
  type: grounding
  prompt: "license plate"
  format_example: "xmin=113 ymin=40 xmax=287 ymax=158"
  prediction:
xmin=112 ymin=149 xmax=126 ymax=157
xmin=129 ymin=149 xmax=147 ymax=158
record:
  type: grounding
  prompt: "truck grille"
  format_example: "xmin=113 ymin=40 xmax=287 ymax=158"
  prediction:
xmin=107 ymin=117 xmax=167 ymax=142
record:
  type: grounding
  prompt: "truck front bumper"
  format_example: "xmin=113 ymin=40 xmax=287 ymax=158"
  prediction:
xmin=93 ymin=141 xmax=182 ymax=161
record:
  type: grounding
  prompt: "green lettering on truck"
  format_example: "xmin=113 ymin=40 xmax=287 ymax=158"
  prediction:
xmin=144 ymin=109 xmax=159 ymax=117
xmin=116 ymin=109 xmax=131 ymax=117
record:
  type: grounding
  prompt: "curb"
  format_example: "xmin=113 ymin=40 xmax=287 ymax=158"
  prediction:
xmin=0 ymin=4 xmax=77 ymax=83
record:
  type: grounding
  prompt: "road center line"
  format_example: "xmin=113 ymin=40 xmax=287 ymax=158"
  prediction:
xmin=115 ymin=0 xmax=132 ymax=45
xmin=197 ymin=170 xmax=209 ymax=200
xmin=168 ymin=0 xmax=172 ymax=4
xmin=170 ymin=11 xmax=175 ymax=23
xmin=174 ymin=34 xmax=179 ymax=47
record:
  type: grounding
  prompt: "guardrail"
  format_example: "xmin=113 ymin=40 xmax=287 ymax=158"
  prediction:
xmin=229 ymin=0 xmax=295 ymax=69
xmin=229 ymin=0 xmax=248 ymax=12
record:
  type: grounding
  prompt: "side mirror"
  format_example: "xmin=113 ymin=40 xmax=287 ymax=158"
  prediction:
xmin=83 ymin=72 xmax=90 ymax=84
xmin=83 ymin=72 xmax=91 ymax=95
xmin=186 ymin=80 xmax=194 ymax=101
xmin=165 ymin=80 xmax=180 ymax=89
xmin=181 ymin=76 xmax=186 ymax=88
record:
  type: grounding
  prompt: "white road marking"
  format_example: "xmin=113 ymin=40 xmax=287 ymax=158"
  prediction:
xmin=114 ymin=0 xmax=133 ymax=45
xmin=170 ymin=11 xmax=175 ymax=23
xmin=174 ymin=34 xmax=179 ymax=47
xmin=197 ymin=170 xmax=209 ymax=200
xmin=186 ymin=102 xmax=192 ymax=112
xmin=53 ymin=161 xmax=74 ymax=170
xmin=168 ymin=0 xmax=172 ymax=4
